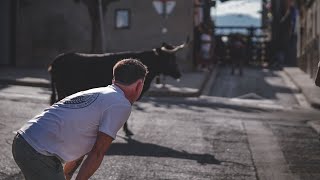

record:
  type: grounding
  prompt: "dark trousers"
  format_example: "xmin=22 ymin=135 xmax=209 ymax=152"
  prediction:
xmin=12 ymin=133 xmax=65 ymax=180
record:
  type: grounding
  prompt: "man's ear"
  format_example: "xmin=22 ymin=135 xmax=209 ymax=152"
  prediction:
xmin=135 ymin=79 xmax=143 ymax=90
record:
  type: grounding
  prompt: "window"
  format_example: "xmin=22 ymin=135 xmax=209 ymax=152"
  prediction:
xmin=115 ymin=9 xmax=130 ymax=29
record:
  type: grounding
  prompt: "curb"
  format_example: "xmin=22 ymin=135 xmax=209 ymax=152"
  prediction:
xmin=0 ymin=69 xmax=214 ymax=98
xmin=283 ymin=67 xmax=320 ymax=135
xmin=145 ymin=90 xmax=199 ymax=97
xmin=0 ymin=78 xmax=50 ymax=88
xmin=283 ymin=67 xmax=320 ymax=109
xmin=201 ymin=65 xmax=219 ymax=96
xmin=145 ymin=68 xmax=215 ymax=98
xmin=307 ymin=121 xmax=320 ymax=135
xmin=198 ymin=67 xmax=217 ymax=96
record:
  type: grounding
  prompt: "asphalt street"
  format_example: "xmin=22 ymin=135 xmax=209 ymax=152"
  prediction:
xmin=0 ymin=66 xmax=320 ymax=180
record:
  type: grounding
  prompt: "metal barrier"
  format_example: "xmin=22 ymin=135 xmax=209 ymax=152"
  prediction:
xmin=214 ymin=26 xmax=269 ymax=66
xmin=215 ymin=27 xmax=270 ymax=65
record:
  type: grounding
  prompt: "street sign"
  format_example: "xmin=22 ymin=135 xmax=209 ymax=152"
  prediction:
xmin=165 ymin=1 xmax=176 ymax=15
xmin=152 ymin=0 xmax=176 ymax=17
xmin=153 ymin=1 xmax=162 ymax=15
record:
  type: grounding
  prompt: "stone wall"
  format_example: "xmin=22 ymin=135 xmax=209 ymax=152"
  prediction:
xmin=105 ymin=0 xmax=194 ymax=71
xmin=297 ymin=1 xmax=320 ymax=79
xmin=15 ymin=0 xmax=92 ymax=67
xmin=14 ymin=0 xmax=194 ymax=71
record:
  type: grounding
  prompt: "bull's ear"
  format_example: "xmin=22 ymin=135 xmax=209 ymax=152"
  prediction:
xmin=153 ymin=48 xmax=160 ymax=55
xmin=186 ymin=36 xmax=190 ymax=44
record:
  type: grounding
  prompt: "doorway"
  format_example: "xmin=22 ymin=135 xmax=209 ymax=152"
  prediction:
xmin=0 ymin=0 xmax=13 ymax=66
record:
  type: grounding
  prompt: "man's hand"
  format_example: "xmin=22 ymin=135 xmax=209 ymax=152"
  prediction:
xmin=75 ymin=132 xmax=113 ymax=180
xmin=64 ymin=156 xmax=84 ymax=180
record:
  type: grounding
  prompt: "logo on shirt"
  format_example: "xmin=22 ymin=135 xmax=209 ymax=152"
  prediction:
xmin=56 ymin=93 xmax=99 ymax=109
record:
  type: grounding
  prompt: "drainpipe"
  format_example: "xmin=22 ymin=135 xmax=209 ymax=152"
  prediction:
xmin=98 ymin=0 xmax=106 ymax=52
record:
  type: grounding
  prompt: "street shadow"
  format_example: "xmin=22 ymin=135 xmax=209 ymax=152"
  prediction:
xmin=0 ymin=67 xmax=50 ymax=80
xmin=0 ymin=84 xmax=9 ymax=91
xmin=107 ymin=136 xmax=221 ymax=165
xmin=210 ymin=65 xmax=296 ymax=99
xmin=0 ymin=67 xmax=50 ymax=91
xmin=137 ymin=97 xmax=271 ymax=114
xmin=132 ymin=66 xmax=293 ymax=114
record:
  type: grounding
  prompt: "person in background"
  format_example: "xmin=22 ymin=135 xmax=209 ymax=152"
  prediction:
xmin=199 ymin=24 xmax=214 ymax=71
xmin=229 ymin=34 xmax=245 ymax=76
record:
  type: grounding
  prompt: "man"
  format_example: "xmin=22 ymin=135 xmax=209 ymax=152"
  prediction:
xmin=230 ymin=34 xmax=245 ymax=76
xmin=12 ymin=59 xmax=148 ymax=180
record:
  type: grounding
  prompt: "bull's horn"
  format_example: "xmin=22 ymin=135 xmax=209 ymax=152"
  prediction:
xmin=175 ymin=36 xmax=190 ymax=51
xmin=161 ymin=43 xmax=187 ymax=53
xmin=160 ymin=46 xmax=177 ymax=53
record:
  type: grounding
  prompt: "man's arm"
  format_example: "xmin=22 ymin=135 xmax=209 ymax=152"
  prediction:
xmin=64 ymin=156 xmax=85 ymax=180
xmin=75 ymin=131 xmax=113 ymax=180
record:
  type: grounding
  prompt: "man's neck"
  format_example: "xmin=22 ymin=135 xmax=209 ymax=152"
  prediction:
xmin=114 ymin=83 xmax=134 ymax=105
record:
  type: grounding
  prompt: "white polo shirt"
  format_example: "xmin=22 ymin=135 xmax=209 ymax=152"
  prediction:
xmin=18 ymin=84 xmax=131 ymax=162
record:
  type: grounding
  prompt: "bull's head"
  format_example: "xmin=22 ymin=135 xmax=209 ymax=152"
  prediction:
xmin=154 ymin=40 xmax=188 ymax=79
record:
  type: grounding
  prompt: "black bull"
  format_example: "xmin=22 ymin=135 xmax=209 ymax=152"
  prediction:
xmin=48 ymin=43 xmax=186 ymax=136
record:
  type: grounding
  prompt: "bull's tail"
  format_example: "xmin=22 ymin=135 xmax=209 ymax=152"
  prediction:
xmin=48 ymin=65 xmax=56 ymax=105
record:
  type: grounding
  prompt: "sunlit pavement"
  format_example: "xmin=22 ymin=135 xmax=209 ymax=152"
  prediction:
xmin=0 ymin=65 xmax=320 ymax=179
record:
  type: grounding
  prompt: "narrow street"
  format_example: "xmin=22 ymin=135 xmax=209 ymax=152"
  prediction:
xmin=0 ymin=66 xmax=319 ymax=180
xmin=210 ymin=66 xmax=300 ymax=106
xmin=1 ymin=0 xmax=319 ymax=179
xmin=207 ymin=66 xmax=320 ymax=179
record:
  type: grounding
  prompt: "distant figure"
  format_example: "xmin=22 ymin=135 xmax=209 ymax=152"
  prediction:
xmin=214 ymin=36 xmax=227 ymax=64
xmin=272 ymin=0 xmax=297 ymax=68
xmin=201 ymin=31 xmax=212 ymax=60
xmin=315 ymin=61 xmax=320 ymax=87
xmin=247 ymin=27 xmax=255 ymax=64
xmin=198 ymin=24 xmax=214 ymax=71
xmin=229 ymin=34 xmax=245 ymax=76
xmin=193 ymin=24 xmax=202 ymax=69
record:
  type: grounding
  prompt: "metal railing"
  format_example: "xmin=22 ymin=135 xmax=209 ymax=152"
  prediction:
xmin=214 ymin=26 xmax=269 ymax=66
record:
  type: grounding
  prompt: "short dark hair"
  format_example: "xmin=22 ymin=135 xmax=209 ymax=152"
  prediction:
xmin=113 ymin=58 xmax=148 ymax=85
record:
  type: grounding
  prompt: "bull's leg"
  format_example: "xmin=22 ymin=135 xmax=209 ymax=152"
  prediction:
xmin=50 ymin=93 xmax=56 ymax=105
xmin=123 ymin=122 xmax=134 ymax=136
xmin=239 ymin=59 xmax=243 ymax=76
xmin=50 ymin=81 xmax=57 ymax=105
xmin=231 ymin=59 xmax=235 ymax=75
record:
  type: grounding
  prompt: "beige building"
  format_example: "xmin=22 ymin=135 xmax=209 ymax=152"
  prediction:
xmin=1 ymin=0 xmax=201 ymax=72
xmin=296 ymin=0 xmax=320 ymax=79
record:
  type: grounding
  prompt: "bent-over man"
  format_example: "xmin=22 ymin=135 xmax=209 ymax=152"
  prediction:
xmin=12 ymin=59 xmax=148 ymax=180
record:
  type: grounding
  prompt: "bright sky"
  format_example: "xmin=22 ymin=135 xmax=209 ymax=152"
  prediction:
xmin=212 ymin=0 xmax=262 ymax=19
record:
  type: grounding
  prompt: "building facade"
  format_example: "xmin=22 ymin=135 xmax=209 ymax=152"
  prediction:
xmin=296 ymin=0 xmax=320 ymax=79
xmin=2 ymin=0 xmax=199 ymax=72
xmin=12 ymin=0 xmax=92 ymax=67
xmin=105 ymin=0 xmax=194 ymax=71
xmin=0 ymin=0 xmax=15 ymax=66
